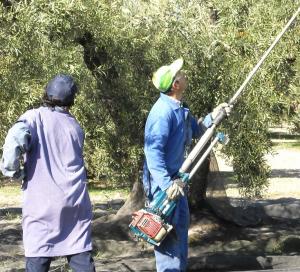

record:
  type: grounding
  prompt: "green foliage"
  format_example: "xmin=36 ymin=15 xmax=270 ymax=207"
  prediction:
xmin=0 ymin=0 xmax=299 ymax=196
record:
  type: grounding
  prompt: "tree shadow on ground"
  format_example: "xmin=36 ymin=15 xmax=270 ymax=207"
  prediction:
xmin=270 ymin=169 xmax=300 ymax=178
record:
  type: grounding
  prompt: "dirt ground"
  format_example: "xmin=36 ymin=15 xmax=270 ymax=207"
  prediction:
xmin=0 ymin=143 xmax=299 ymax=271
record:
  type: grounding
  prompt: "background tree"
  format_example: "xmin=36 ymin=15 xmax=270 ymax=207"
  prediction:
xmin=0 ymin=0 xmax=299 ymax=206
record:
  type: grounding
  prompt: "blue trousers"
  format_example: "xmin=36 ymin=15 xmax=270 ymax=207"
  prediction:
xmin=25 ymin=251 xmax=95 ymax=272
xmin=154 ymin=196 xmax=190 ymax=272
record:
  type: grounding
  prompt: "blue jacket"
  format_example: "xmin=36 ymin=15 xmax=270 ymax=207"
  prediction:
xmin=143 ymin=93 xmax=212 ymax=199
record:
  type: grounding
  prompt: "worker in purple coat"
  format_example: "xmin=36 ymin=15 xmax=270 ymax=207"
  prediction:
xmin=0 ymin=74 xmax=95 ymax=272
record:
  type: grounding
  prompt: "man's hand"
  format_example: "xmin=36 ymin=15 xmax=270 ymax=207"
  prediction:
xmin=165 ymin=178 xmax=186 ymax=201
xmin=212 ymin=103 xmax=232 ymax=119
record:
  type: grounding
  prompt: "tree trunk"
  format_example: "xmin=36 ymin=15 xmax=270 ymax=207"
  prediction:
xmin=114 ymin=178 xmax=145 ymax=221
xmin=92 ymin=178 xmax=145 ymax=241
xmin=188 ymin=157 xmax=210 ymax=210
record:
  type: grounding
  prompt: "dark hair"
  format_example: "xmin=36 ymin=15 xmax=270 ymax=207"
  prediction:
xmin=42 ymin=92 xmax=75 ymax=108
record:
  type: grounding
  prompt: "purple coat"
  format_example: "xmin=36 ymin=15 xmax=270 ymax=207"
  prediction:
xmin=10 ymin=106 xmax=92 ymax=257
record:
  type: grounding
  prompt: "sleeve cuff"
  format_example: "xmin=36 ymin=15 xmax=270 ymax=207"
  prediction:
xmin=202 ymin=114 xmax=213 ymax=128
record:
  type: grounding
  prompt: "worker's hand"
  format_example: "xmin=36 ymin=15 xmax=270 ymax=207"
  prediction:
xmin=165 ymin=178 xmax=186 ymax=201
xmin=211 ymin=103 xmax=232 ymax=119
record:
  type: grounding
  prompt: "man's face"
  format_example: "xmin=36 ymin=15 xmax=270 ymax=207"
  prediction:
xmin=174 ymin=71 xmax=188 ymax=93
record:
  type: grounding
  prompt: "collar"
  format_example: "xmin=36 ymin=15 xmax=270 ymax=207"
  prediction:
xmin=54 ymin=106 xmax=69 ymax=113
xmin=43 ymin=105 xmax=69 ymax=113
xmin=160 ymin=93 xmax=182 ymax=110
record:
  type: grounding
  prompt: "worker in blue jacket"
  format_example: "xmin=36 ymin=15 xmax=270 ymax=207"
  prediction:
xmin=142 ymin=58 xmax=231 ymax=271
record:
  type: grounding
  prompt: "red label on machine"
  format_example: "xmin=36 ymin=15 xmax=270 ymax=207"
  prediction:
xmin=131 ymin=210 xmax=166 ymax=239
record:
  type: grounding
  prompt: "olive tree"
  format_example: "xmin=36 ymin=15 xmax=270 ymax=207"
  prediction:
xmin=0 ymin=0 xmax=299 ymax=202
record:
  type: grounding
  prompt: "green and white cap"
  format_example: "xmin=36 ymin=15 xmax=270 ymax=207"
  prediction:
xmin=152 ymin=58 xmax=184 ymax=93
